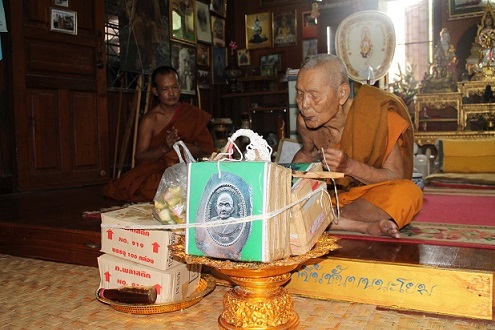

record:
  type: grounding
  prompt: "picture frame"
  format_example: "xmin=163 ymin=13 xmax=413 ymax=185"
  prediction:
xmin=260 ymin=64 xmax=275 ymax=76
xmin=119 ymin=1 xmax=170 ymax=74
xmin=302 ymin=39 xmax=318 ymax=60
xmin=50 ymin=8 xmax=77 ymax=35
xmin=237 ymin=49 xmax=250 ymax=66
xmin=171 ymin=42 xmax=197 ymax=95
xmin=170 ymin=0 xmax=196 ymax=44
xmin=448 ymin=0 xmax=488 ymax=20
xmin=212 ymin=46 xmax=227 ymax=85
xmin=259 ymin=0 xmax=305 ymax=6
xmin=301 ymin=11 xmax=317 ymax=39
xmin=211 ymin=16 xmax=226 ymax=47
xmin=54 ymin=0 xmax=69 ymax=7
xmin=198 ymin=69 xmax=211 ymax=89
xmin=210 ymin=0 xmax=227 ymax=18
xmin=260 ymin=53 xmax=282 ymax=73
xmin=274 ymin=138 xmax=302 ymax=163
xmin=245 ymin=12 xmax=272 ymax=50
xmin=197 ymin=43 xmax=210 ymax=67
xmin=272 ymin=11 xmax=297 ymax=47
xmin=196 ymin=1 xmax=212 ymax=44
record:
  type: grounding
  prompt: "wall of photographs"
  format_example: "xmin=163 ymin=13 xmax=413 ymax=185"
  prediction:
xmin=169 ymin=0 xmax=320 ymax=95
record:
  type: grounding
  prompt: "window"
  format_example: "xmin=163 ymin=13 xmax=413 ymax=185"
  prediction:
xmin=105 ymin=0 xmax=141 ymax=90
xmin=387 ymin=0 xmax=433 ymax=85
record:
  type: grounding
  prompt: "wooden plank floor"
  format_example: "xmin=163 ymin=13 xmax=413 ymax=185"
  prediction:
xmin=1 ymin=184 xmax=495 ymax=270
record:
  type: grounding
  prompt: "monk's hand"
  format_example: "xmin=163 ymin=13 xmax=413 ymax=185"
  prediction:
xmin=164 ymin=128 xmax=180 ymax=152
xmin=320 ymin=146 xmax=350 ymax=173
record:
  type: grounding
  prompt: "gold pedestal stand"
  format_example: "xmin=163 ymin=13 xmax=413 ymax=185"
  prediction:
xmin=170 ymin=233 xmax=340 ymax=329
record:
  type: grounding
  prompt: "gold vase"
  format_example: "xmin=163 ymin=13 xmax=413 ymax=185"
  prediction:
xmin=217 ymin=265 xmax=299 ymax=329
xmin=170 ymin=233 xmax=341 ymax=329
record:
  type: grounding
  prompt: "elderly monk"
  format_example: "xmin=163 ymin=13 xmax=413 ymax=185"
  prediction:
xmin=103 ymin=66 xmax=215 ymax=202
xmin=292 ymin=54 xmax=423 ymax=238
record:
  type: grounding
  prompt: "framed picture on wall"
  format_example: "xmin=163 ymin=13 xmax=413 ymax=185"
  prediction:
xmin=50 ymin=8 xmax=77 ymax=35
xmin=212 ymin=16 xmax=226 ymax=47
xmin=54 ymin=0 xmax=69 ymax=7
xmin=197 ymin=43 xmax=210 ymax=67
xmin=171 ymin=42 xmax=197 ymax=95
xmin=301 ymin=11 xmax=317 ymax=39
xmin=260 ymin=0 xmax=294 ymax=7
xmin=198 ymin=69 xmax=211 ymax=89
xmin=260 ymin=53 xmax=282 ymax=72
xmin=272 ymin=11 xmax=297 ymax=47
xmin=212 ymin=46 xmax=227 ymax=84
xmin=196 ymin=1 xmax=212 ymax=43
xmin=237 ymin=49 xmax=250 ymax=66
xmin=448 ymin=0 xmax=488 ymax=20
xmin=245 ymin=12 xmax=272 ymax=50
xmin=170 ymin=0 xmax=196 ymax=43
xmin=302 ymin=39 xmax=318 ymax=60
xmin=210 ymin=0 xmax=227 ymax=17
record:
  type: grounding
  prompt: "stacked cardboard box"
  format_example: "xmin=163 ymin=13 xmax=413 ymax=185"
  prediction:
xmin=98 ymin=203 xmax=201 ymax=303
xmin=288 ymin=163 xmax=333 ymax=255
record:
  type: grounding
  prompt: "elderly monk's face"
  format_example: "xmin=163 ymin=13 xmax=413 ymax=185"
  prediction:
xmin=295 ymin=68 xmax=340 ymax=129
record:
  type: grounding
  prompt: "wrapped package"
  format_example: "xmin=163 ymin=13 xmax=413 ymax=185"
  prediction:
xmin=186 ymin=161 xmax=292 ymax=262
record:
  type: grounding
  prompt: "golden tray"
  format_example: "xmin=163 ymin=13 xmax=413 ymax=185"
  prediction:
xmin=95 ymin=275 xmax=216 ymax=314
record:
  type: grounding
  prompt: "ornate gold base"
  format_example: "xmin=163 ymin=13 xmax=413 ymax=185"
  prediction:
xmin=217 ymin=267 xmax=300 ymax=329
xmin=169 ymin=233 xmax=340 ymax=330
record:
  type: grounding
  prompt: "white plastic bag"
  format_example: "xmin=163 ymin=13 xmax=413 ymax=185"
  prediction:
xmin=153 ymin=141 xmax=195 ymax=224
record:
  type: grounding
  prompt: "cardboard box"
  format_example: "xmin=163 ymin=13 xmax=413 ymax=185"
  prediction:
xmin=98 ymin=254 xmax=201 ymax=303
xmin=278 ymin=162 xmax=333 ymax=255
xmin=289 ymin=175 xmax=332 ymax=255
xmin=101 ymin=203 xmax=182 ymax=271
xmin=186 ymin=161 xmax=292 ymax=262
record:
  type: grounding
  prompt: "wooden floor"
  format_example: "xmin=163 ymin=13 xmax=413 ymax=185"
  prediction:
xmin=0 ymin=185 xmax=124 ymax=267
xmin=1 ymin=184 xmax=494 ymax=271
xmin=1 ymin=184 xmax=495 ymax=323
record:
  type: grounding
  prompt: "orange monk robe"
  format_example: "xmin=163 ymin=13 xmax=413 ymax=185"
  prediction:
xmin=103 ymin=102 xmax=215 ymax=202
xmin=335 ymin=85 xmax=423 ymax=229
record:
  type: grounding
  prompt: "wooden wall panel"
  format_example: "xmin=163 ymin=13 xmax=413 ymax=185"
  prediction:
xmin=28 ymin=89 xmax=62 ymax=171
xmin=27 ymin=41 xmax=95 ymax=77
xmin=10 ymin=0 xmax=108 ymax=190
xmin=71 ymin=91 xmax=100 ymax=169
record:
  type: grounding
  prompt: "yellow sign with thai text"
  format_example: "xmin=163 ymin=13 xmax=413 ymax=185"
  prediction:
xmin=287 ymin=257 xmax=493 ymax=320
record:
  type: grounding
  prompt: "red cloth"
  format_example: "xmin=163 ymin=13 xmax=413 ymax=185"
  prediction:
xmin=103 ymin=103 xmax=214 ymax=202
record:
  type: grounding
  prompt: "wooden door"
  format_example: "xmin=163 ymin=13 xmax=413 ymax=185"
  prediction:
xmin=10 ymin=0 xmax=108 ymax=190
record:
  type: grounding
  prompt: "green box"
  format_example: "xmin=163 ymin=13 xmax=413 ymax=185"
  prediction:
xmin=186 ymin=161 xmax=291 ymax=262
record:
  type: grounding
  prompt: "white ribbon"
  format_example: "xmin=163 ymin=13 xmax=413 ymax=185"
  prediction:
xmin=101 ymin=185 xmax=338 ymax=231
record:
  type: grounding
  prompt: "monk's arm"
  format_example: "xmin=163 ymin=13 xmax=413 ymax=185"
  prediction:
xmin=323 ymin=142 xmax=404 ymax=184
xmin=135 ymin=118 xmax=177 ymax=164
xmin=181 ymin=126 xmax=214 ymax=159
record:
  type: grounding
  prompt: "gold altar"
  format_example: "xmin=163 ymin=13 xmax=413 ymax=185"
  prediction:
xmin=413 ymin=3 xmax=495 ymax=146
xmin=170 ymin=233 xmax=340 ymax=329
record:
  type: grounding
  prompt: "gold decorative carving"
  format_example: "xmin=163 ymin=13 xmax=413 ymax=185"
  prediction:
xmin=457 ymin=80 xmax=495 ymax=98
xmin=414 ymin=131 xmax=495 ymax=146
xmin=169 ymin=233 xmax=340 ymax=329
xmin=414 ymin=93 xmax=462 ymax=131
xmin=461 ymin=104 xmax=495 ymax=129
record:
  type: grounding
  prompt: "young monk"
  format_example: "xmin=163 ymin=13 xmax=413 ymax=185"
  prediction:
xmin=103 ymin=66 xmax=215 ymax=202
